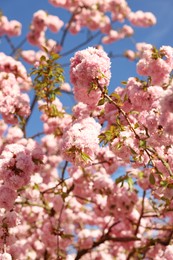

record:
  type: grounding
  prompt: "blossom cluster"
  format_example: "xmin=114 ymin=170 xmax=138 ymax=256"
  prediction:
xmin=70 ymin=47 xmax=111 ymax=108
xmin=61 ymin=117 xmax=101 ymax=166
xmin=49 ymin=0 xmax=156 ymax=44
xmin=27 ymin=9 xmax=64 ymax=51
xmin=137 ymin=45 xmax=173 ymax=86
xmin=0 ymin=52 xmax=32 ymax=124
xmin=0 ymin=15 xmax=21 ymax=37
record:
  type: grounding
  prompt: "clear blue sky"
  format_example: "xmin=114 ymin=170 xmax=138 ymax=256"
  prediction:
xmin=1 ymin=0 xmax=173 ymax=136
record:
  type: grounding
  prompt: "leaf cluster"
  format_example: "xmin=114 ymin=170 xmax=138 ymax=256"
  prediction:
xmin=99 ymin=120 xmax=125 ymax=146
xmin=30 ymin=48 xmax=64 ymax=117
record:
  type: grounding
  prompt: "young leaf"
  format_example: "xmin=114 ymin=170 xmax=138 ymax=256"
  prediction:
xmin=149 ymin=172 xmax=155 ymax=185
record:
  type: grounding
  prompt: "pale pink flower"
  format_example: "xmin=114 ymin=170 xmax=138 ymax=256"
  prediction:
xmin=0 ymin=16 xmax=21 ymax=37
xmin=0 ymin=186 xmax=17 ymax=210
xmin=137 ymin=45 xmax=173 ymax=85
xmin=61 ymin=117 xmax=101 ymax=166
xmin=32 ymin=10 xmax=48 ymax=31
xmin=164 ymin=245 xmax=173 ymax=259
xmin=8 ymin=20 xmax=22 ymax=36
xmin=0 ymin=253 xmax=12 ymax=260
xmin=47 ymin=15 xmax=64 ymax=33
xmin=124 ymin=50 xmax=136 ymax=61
xmin=70 ymin=47 xmax=111 ymax=107
xmin=128 ymin=11 xmax=156 ymax=27
xmin=102 ymin=30 xmax=120 ymax=44
xmin=60 ymin=82 xmax=71 ymax=92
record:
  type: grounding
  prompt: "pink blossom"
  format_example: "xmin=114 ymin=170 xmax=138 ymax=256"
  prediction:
xmin=0 ymin=142 xmax=43 ymax=190
xmin=128 ymin=11 xmax=156 ymax=27
xmin=0 ymin=15 xmax=21 ymax=37
xmin=60 ymin=82 xmax=71 ymax=92
xmin=8 ymin=20 xmax=22 ymax=36
xmin=137 ymin=45 xmax=173 ymax=85
xmin=6 ymin=126 xmax=24 ymax=144
xmin=70 ymin=47 xmax=111 ymax=107
xmin=0 ymin=53 xmax=31 ymax=90
xmin=0 ymin=253 xmax=12 ymax=260
xmin=4 ymin=211 xmax=20 ymax=228
xmin=32 ymin=10 xmax=48 ymax=31
xmin=0 ymin=16 xmax=9 ymax=36
xmin=0 ymin=74 xmax=30 ymax=123
xmin=102 ymin=30 xmax=120 ymax=44
xmin=27 ymin=28 xmax=46 ymax=47
xmin=45 ymin=38 xmax=60 ymax=52
xmin=21 ymin=50 xmax=48 ymax=65
xmin=0 ymin=186 xmax=17 ymax=210
xmin=39 ymin=98 xmax=72 ymax=135
xmin=47 ymin=15 xmax=64 ymax=33
xmin=72 ymin=102 xmax=90 ymax=119
xmin=164 ymin=245 xmax=173 ymax=259
xmin=61 ymin=117 xmax=101 ymax=166
xmin=124 ymin=50 xmax=136 ymax=61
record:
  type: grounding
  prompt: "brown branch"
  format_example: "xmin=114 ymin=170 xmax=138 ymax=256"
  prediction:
xmin=22 ymin=94 xmax=38 ymax=137
xmin=10 ymin=37 xmax=27 ymax=56
xmin=4 ymin=35 xmax=15 ymax=52
xmin=59 ymin=7 xmax=81 ymax=48
xmin=134 ymin=190 xmax=146 ymax=236
xmin=56 ymin=203 xmax=65 ymax=259
xmin=60 ymin=31 xmax=101 ymax=57
xmin=75 ymin=234 xmax=140 ymax=260
xmin=61 ymin=160 xmax=68 ymax=181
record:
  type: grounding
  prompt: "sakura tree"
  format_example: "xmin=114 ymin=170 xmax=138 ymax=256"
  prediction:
xmin=0 ymin=1 xmax=173 ymax=259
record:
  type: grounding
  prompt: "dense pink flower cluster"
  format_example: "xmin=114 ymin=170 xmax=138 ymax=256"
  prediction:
xmin=61 ymin=117 xmax=101 ymax=166
xmin=128 ymin=11 xmax=156 ymax=27
xmin=20 ymin=50 xmax=48 ymax=65
xmin=70 ymin=47 xmax=111 ymax=108
xmin=137 ymin=45 xmax=173 ymax=85
xmin=49 ymin=0 xmax=156 ymax=43
xmin=0 ymin=72 xmax=30 ymax=124
xmin=0 ymin=15 xmax=22 ymax=37
xmin=102 ymin=25 xmax=134 ymax=44
xmin=39 ymin=98 xmax=72 ymax=135
xmin=0 ymin=252 xmax=12 ymax=260
xmin=0 ymin=52 xmax=31 ymax=90
xmin=27 ymin=10 xmax=63 ymax=50
xmin=0 ymin=142 xmax=43 ymax=191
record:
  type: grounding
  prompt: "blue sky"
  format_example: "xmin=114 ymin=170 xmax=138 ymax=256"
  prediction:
xmin=1 ymin=0 xmax=173 ymax=136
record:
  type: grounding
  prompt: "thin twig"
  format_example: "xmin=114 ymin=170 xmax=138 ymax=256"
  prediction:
xmin=10 ymin=37 xmax=27 ymax=56
xmin=4 ymin=35 xmax=15 ymax=52
xmin=134 ymin=190 xmax=146 ymax=236
xmin=60 ymin=31 xmax=101 ymax=57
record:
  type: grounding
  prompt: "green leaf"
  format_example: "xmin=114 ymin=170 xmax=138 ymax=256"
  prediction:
xmin=134 ymin=122 xmax=139 ymax=129
xmin=41 ymin=45 xmax=49 ymax=53
xmin=138 ymin=171 xmax=144 ymax=179
xmin=116 ymin=175 xmax=128 ymax=184
xmin=110 ymin=92 xmax=121 ymax=99
xmin=98 ymin=98 xmax=105 ymax=106
xmin=116 ymin=142 xmax=122 ymax=150
xmin=121 ymin=81 xmax=127 ymax=85
xmin=61 ymin=233 xmax=74 ymax=239
xmin=51 ymin=53 xmax=60 ymax=60
xmin=167 ymin=183 xmax=173 ymax=189
xmin=127 ymin=177 xmax=134 ymax=191
xmin=139 ymin=139 xmax=147 ymax=149
xmin=40 ymin=55 xmax=47 ymax=62
xmin=149 ymin=173 xmax=155 ymax=185
xmin=129 ymin=147 xmax=137 ymax=155
xmin=80 ymin=152 xmax=92 ymax=162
